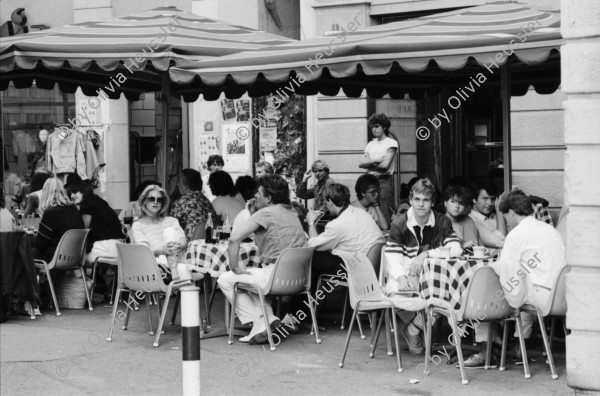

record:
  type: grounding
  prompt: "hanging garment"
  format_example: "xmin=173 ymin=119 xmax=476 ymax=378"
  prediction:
xmin=46 ymin=129 xmax=88 ymax=179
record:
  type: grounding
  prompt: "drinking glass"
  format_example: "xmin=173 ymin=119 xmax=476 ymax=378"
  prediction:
xmin=26 ymin=214 xmax=35 ymax=231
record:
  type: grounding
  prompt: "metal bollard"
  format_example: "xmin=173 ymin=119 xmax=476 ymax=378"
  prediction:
xmin=181 ymin=286 xmax=201 ymax=396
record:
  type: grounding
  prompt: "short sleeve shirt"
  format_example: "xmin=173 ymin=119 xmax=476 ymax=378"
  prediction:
xmin=81 ymin=195 xmax=124 ymax=246
xmin=249 ymin=204 xmax=307 ymax=264
xmin=364 ymin=137 xmax=399 ymax=175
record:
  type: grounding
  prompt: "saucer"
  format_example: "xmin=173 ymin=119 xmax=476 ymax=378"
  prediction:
xmin=466 ymin=254 xmax=489 ymax=260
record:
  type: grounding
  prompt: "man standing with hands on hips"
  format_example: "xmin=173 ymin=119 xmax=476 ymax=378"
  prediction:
xmin=359 ymin=113 xmax=399 ymax=222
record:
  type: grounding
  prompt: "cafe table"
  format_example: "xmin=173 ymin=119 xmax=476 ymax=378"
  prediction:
xmin=183 ymin=239 xmax=260 ymax=339
xmin=419 ymin=256 xmax=496 ymax=311
xmin=1 ymin=230 xmax=40 ymax=320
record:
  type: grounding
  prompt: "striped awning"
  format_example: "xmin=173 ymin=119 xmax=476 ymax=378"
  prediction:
xmin=170 ymin=1 xmax=562 ymax=101
xmin=0 ymin=6 xmax=293 ymax=100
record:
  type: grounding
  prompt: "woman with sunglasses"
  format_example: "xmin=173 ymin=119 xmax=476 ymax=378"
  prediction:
xmin=131 ymin=185 xmax=186 ymax=281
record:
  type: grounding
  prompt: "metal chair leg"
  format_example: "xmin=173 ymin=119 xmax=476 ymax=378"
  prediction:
xmin=145 ymin=294 xmax=154 ymax=335
xmin=305 ymin=291 xmax=321 ymax=344
xmin=515 ymin=315 xmax=531 ymax=379
xmin=383 ymin=310 xmax=393 ymax=356
xmin=153 ymin=286 xmax=173 ymax=347
xmin=80 ymin=268 xmax=93 ymax=311
xmin=228 ymin=284 xmax=238 ymax=345
xmin=424 ymin=308 xmax=434 ymax=374
xmin=339 ymin=309 xmax=358 ymax=368
xmin=537 ymin=312 xmax=559 ymax=379
xmin=448 ymin=312 xmax=469 ymax=385
xmin=340 ymin=290 xmax=349 ymax=329
xmin=43 ymin=264 xmax=61 ymax=316
xmin=357 ymin=312 xmax=366 ymax=339
xmin=499 ymin=319 xmax=509 ymax=371
xmin=203 ymin=275 xmax=211 ymax=327
xmin=255 ymin=290 xmax=276 ymax=351
xmin=369 ymin=309 xmax=386 ymax=358
xmin=389 ymin=308 xmax=403 ymax=373
xmin=107 ymin=288 xmax=124 ymax=342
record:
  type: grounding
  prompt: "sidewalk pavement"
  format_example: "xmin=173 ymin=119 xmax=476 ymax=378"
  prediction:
xmin=1 ymin=294 xmax=574 ymax=396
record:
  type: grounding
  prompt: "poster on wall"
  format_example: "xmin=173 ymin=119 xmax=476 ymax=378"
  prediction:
xmin=222 ymin=123 xmax=251 ymax=172
xmin=235 ymin=99 xmax=250 ymax=121
xmin=196 ymin=133 xmax=220 ymax=172
xmin=220 ymin=99 xmax=236 ymax=121
xmin=259 ymin=127 xmax=277 ymax=152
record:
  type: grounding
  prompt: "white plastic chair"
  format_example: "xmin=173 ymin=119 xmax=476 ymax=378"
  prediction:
xmin=34 ymin=229 xmax=91 ymax=315
xmin=315 ymin=242 xmax=385 ymax=334
xmin=337 ymin=250 xmax=427 ymax=373
xmin=424 ymin=266 xmax=529 ymax=384
xmin=378 ymin=246 xmax=429 ymax=354
xmin=106 ymin=244 xmax=191 ymax=347
xmin=228 ymin=246 xmax=320 ymax=351
xmin=502 ymin=266 xmax=569 ymax=379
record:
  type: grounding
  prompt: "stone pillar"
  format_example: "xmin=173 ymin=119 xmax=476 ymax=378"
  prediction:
xmin=561 ymin=0 xmax=600 ymax=392
xmin=73 ymin=0 xmax=130 ymax=210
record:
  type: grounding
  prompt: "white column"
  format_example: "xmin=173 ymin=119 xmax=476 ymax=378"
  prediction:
xmin=562 ymin=0 xmax=600 ymax=392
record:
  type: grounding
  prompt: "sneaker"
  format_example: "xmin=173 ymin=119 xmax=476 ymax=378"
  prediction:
xmin=402 ymin=326 xmax=425 ymax=355
xmin=280 ymin=314 xmax=300 ymax=334
xmin=460 ymin=352 xmax=499 ymax=369
xmin=511 ymin=342 xmax=531 ymax=365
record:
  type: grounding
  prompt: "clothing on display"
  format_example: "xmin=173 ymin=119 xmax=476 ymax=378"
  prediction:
xmin=45 ymin=126 xmax=106 ymax=181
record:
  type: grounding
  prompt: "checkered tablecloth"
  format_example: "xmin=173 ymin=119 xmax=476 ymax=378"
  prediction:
xmin=184 ymin=240 xmax=260 ymax=277
xmin=419 ymin=257 xmax=496 ymax=310
xmin=534 ymin=203 xmax=553 ymax=225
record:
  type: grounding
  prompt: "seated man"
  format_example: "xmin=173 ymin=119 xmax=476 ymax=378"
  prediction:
xmin=463 ymin=190 xmax=566 ymax=368
xmin=168 ymin=169 xmax=217 ymax=241
xmin=306 ymin=183 xmax=385 ymax=293
xmin=352 ymin=173 xmax=389 ymax=231
xmin=218 ymin=175 xmax=307 ymax=344
xmin=468 ymin=181 xmax=507 ymax=257
xmin=296 ymin=160 xmax=334 ymax=214
xmin=443 ymin=185 xmax=482 ymax=251
xmin=386 ymin=178 xmax=462 ymax=354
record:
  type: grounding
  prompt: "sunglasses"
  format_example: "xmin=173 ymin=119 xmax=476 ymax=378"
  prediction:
xmin=146 ymin=196 xmax=165 ymax=204
xmin=366 ymin=188 xmax=381 ymax=195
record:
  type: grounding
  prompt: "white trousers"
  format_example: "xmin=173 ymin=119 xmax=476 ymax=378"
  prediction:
xmin=86 ymin=239 xmax=122 ymax=265
xmin=217 ymin=265 xmax=277 ymax=325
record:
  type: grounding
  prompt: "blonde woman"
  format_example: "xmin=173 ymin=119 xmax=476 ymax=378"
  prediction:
xmin=130 ymin=185 xmax=186 ymax=281
xmin=33 ymin=178 xmax=84 ymax=262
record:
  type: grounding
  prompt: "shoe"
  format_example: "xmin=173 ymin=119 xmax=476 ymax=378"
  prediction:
xmin=239 ymin=335 xmax=252 ymax=343
xmin=280 ymin=314 xmax=300 ymax=334
xmin=459 ymin=352 xmax=499 ymax=369
xmin=402 ymin=326 xmax=425 ymax=355
xmin=511 ymin=341 xmax=531 ymax=365
xmin=248 ymin=319 xmax=281 ymax=345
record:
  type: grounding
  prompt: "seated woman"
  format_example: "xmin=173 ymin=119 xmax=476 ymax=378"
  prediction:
xmin=131 ymin=185 xmax=186 ymax=281
xmin=231 ymin=175 xmax=258 ymax=235
xmin=23 ymin=170 xmax=52 ymax=217
xmin=443 ymin=185 xmax=482 ymax=251
xmin=33 ymin=178 xmax=84 ymax=263
xmin=209 ymin=171 xmax=246 ymax=225
xmin=217 ymin=175 xmax=307 ymax=344
xmin=118 ymin=180 xmax=157 ymax=223
xmin=68 ymin=182 xmax=125 ymax=265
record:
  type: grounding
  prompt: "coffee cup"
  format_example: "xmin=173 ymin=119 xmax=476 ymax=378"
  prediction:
xmin=472 ymin=246 xmax=489 ymax=258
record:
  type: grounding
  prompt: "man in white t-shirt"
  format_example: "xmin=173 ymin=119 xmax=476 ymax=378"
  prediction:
xmin=306 ymin=183 xmax=385 ymax=293
xmin=359 ymin=113 xmax=399 ymax=222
